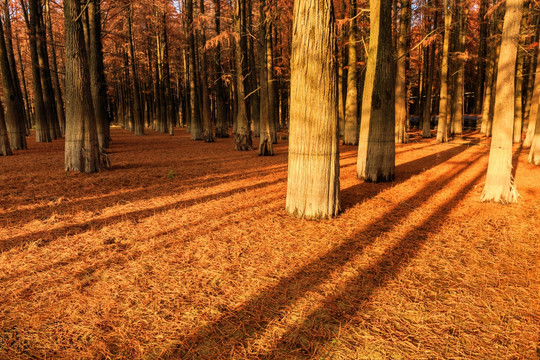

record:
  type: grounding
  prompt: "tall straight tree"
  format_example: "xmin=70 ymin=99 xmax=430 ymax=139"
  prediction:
xmin=436 ymin=0 xmax=451 ymax=142
xmin=198 ymin=0 xmax=215 ymax=142
xmin=0 ymin=15 xmax=26 ymax=150
xmin=286 ymin=0 xmax=340 ymax=219
xmin=64 ymin=0 xmax=100 ymax=172
xmin=88 ymin=0 xmax=109 ymax=148
xmin=186 ymin=0 xmax=202 ymax=140
xmin=233 ymin=0 xmax=252 ymax=150
xmin=395 ymin=0 xmax=409 ymax=144
xmin=0 ymin=101 xmax=11 ymax=155
xmin=343 ymin=0 xmax=358 ymax=145
xmin=258 ymin=0 xmax=273 ymax=156
xmin=127 ymin=4 xmax=143 ymax=136
xmin=481 ymin=0 xmax=524 ymax=203
xmin=357 ymin=0 xmax=395 ymax=182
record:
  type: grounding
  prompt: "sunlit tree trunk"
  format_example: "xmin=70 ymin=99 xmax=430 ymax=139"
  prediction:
xmin=258 ymin=0 xmax=273 ymax=156
xmin=474 ymin=0 xmax=488 ymax=114
xmin=436 ymin=0 xmax=451 ymax=143
xmin=481 ymin=0 xmax=523 ymax=203
xmin=422 ymin=2 xmax=437 ymax=138
xmin=395 ymin=0 xmax=409 ymax=143
xmin=524 ymin=41 xmax=540 ymax=148
xmin=513 ymin=18 xmax=526 ymax=144
xmin=451 ymin=0 xmax=467 ymax=136
xmin=357 ymin=0 xmax=395 ymax=182
xmin=343 ymin=0 xmax=359 ymax=145
xmin=286 ymin=0 xmax=340 ymax=219
xmin=529 ymin=104 xmax=540 ymax=164
xmin=64 ymin=0 xmax=100 ymax=173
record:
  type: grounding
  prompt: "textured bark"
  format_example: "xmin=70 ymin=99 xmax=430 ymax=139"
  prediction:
xmin=0 ymin=15 xmax=26 ymax=150
xmin=529 ymin=105 xmax=540 ymax=164
xmin=357 ymin=0 xmax=395 ymax=182
xmin=343 ymin=0 xmax=359 ymax=145
xmin=481 ymin=0 xmax=523 ymax=203
xmin=286 ymin=0 xmax=340 ymax=219
xmin=233 ymin=0 xmax=252 ymax=150
xmin=64 ymin=0 xmax=100 ymax=173
xmin=266 ymin=20 xmax=277 ymax=144
xmin=474 ymin=0 xmax=488 ymax=114
xmin=436 ymin=0 xmax=451 ymax=143
xmin=422 ymin=3 xmax=437 ymax=138
xmin=88 ymin=0 xmax=109 ymax=148
xmin=395 ymin=0 xmax=409 ymax=144
xmin=513 ymin=24 xmax=525 ymax=144
xmin=16 ymin=39 xmax=32 ymax=133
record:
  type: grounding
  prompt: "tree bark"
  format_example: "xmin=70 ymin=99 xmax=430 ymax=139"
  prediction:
xmin=258 ymin=0 xmax=273 ymax=156
xmin=286 ymin=0 xmax=340 ymax=219
xmin=0 ymin=101 xmax=11 ymax=155
xmin=524 ymin=41 xmax=540 ymax=147
xmin=481 ymin=0 xmax=523 ymax=203
xmin=343 ymin=0 xmax=359 ymax=145
xmin=357 ymin=0 xmax=395 ymax=182
xmin=213 ymin=0 xmax=229 ymax=138
xmin=127 ymin=5 xmax=144 ymax=136
xmin=436 ymin=0 xmax=451 ymax=142
xmin=395 ymin=0 xmax=409 ymax=143
xmin=64 ymin=0 xmax=100 ymax=173
xmin=198 ymin=0 xmax=215 ymax=142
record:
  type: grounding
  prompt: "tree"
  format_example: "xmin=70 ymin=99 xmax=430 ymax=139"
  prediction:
xmin=0 ymin=101 xmax=11 ymax=156
xmin=395 ymin=0 xmax=409 ymax=144
xmin=286 ymin=0 xmax=340 ymax=219
xmin=343 ymin=0 xmax=359 ymax=145
xmin=198 ymin=0 xmax=215 ymax=142
xmin=357 ymin=0 xmax=395 ymax=182
xmin=481 ymin=0 xmax=524 ymax=203
xmin=64 ymin=0 xmax=100 ymax=173
xmin=435 ymin=0 xmax=451 ymax=143
xmin=258 ymin=0 xmax=273 ymax=156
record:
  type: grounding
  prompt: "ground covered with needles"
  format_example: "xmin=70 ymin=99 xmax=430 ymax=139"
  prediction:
xmin=0 ymin=127 xmax=539 ymax=359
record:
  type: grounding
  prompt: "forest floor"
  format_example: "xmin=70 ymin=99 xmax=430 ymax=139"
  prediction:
xmin=0 ymin=127 xmax=539 ymax=359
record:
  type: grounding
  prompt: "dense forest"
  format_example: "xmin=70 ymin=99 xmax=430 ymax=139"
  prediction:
xmin=0 ymin=0 xmax=539 ymax=358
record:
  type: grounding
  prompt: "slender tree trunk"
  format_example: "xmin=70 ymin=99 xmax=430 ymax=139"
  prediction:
xmin=357 ymin=0 xmax=395 ymax=182
xmin=422 ymin=3 xmax=437 ymax=138
xmin=233 ymin=0 xmax=252 ymax=150
xmin=0 ymin=15 xmax=26 ymax=150
xmin=127 ymin=5 xmax=143 ymax=136
xmin=186 ymin=0 xmax=202 ymax=139
xmin=45 ymin=0 xmax=65 ymax=135
xmin=513 ymin=20 xmax=526 ymax=144
xmin=88 ymin=0 xmax=109 ymax=148
xmin=286 ymin=0 xmax=340 ymax=219
xmin=481 ymin=0 xmax=523 ymax=203
xmin=451 ymin=0 xmax=467 ymax=136
xmin=258 ymin=0 xmax=273 ymax=156
xmin=266 ymin=19 xmax=277 ymax=144
xmin=524 ymin=41 xmax=540 ymax=147
xmin=199 ymin=0 xmax=214 ymax=142
xmin=213 ymin=0 xmax=228 ymax=138
xmin=395 ymin=0 xmax=409 ymax=143
xmin=64 ymin=0 xmax=100 ymax=173
xmin=16 ymin=38 xmax=32 ymax=133
xmin=436 ymin=0 xmax=451 ymax=142
xmin=474 ymin=0 xmax=488 ymax=114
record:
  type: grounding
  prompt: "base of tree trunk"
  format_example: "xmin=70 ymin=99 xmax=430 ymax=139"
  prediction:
xmin=203 ymin=134 xmax=215 ymax=143
xmin=234 ymin=133 xmax=252 ymax=151
xmin=215 ymin=131 xmax=230 ymax=138
xmin=258 ymin=138 xmax=274 ymax=156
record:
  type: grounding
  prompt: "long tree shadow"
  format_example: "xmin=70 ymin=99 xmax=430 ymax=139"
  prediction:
xmin=262 ymin=167 xmax=487 ymax=358
xmin=341 ymin=140 xmax=482 ymax=210
xmin=0 ymin=177 xmax=287 ymax=253
xmin=167 ymin=149 xmax=488 ymax=358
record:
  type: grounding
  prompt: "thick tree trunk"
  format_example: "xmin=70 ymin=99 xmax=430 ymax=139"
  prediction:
xmin=481 ymin=0 xmax=523 ymax=203
xmin=357 ymin=0 xmax=395 ymax=182
xmin=64 ymin=0 xmax=100 ymax=173
xmin=395 ymin=0 xmax=409 ymax=143
xmin=436 ymin=0 xmax=451 ymax=143
xmin=287 ymin=0 xmax=340 ymax=219
xmin=233 ymin=0 xmax=252 ymax=150
xmin=513 ymin=28 xmax=525 ymax=143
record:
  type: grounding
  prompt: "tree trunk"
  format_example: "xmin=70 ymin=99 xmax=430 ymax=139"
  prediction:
xmin=422 ymin=2 xmax=437 ymax=138
xmin=0 ymin=101 xmax=11 ymax=155
xmin=45 ymin=0 xmax=66 ymax=135
xmin=127 ymin=5 xmax=143 ymax=136
xmin=286 ymin=0 xmax=340 ymax=219
xmin=357 ymin=0 xmax=395 ymax=182
xmin=88 ymin=0 xmax=109 ymax=148
xmin=186 ymin=0 xmax=202 ymax=140
xmin=266 ymin=20 xmax=277 ymax=144
xmin=436 ymin=0 xmax=451 ymax=142
xmin=342 ymin=0 xmax=359 ymax=145
xmin=64 ymin=0 xmax=100 ymax=173
xmin=198 ymin=0 xmax=214 ymax=142
xmin=524 ymin=41 xmax=540 ymax=147
xmin=474 ymin=0 xmax=488 ymax=114
xmin=481 ymin=0 xmax=523 ymax=203
xmin=513 ymin=19 xmax=525 ymax=144
xmin=233 ymin=0 xmax=252 ymax=150
xmin=258 ymin=0 xmax=273 ymax=156
xmin=451 ymin=0 xmax=467 ymax=136
xmin=0 ymin=15 xmax=26 ymax=150
xmin=395 ymin=0 xmax=409 ymax=143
